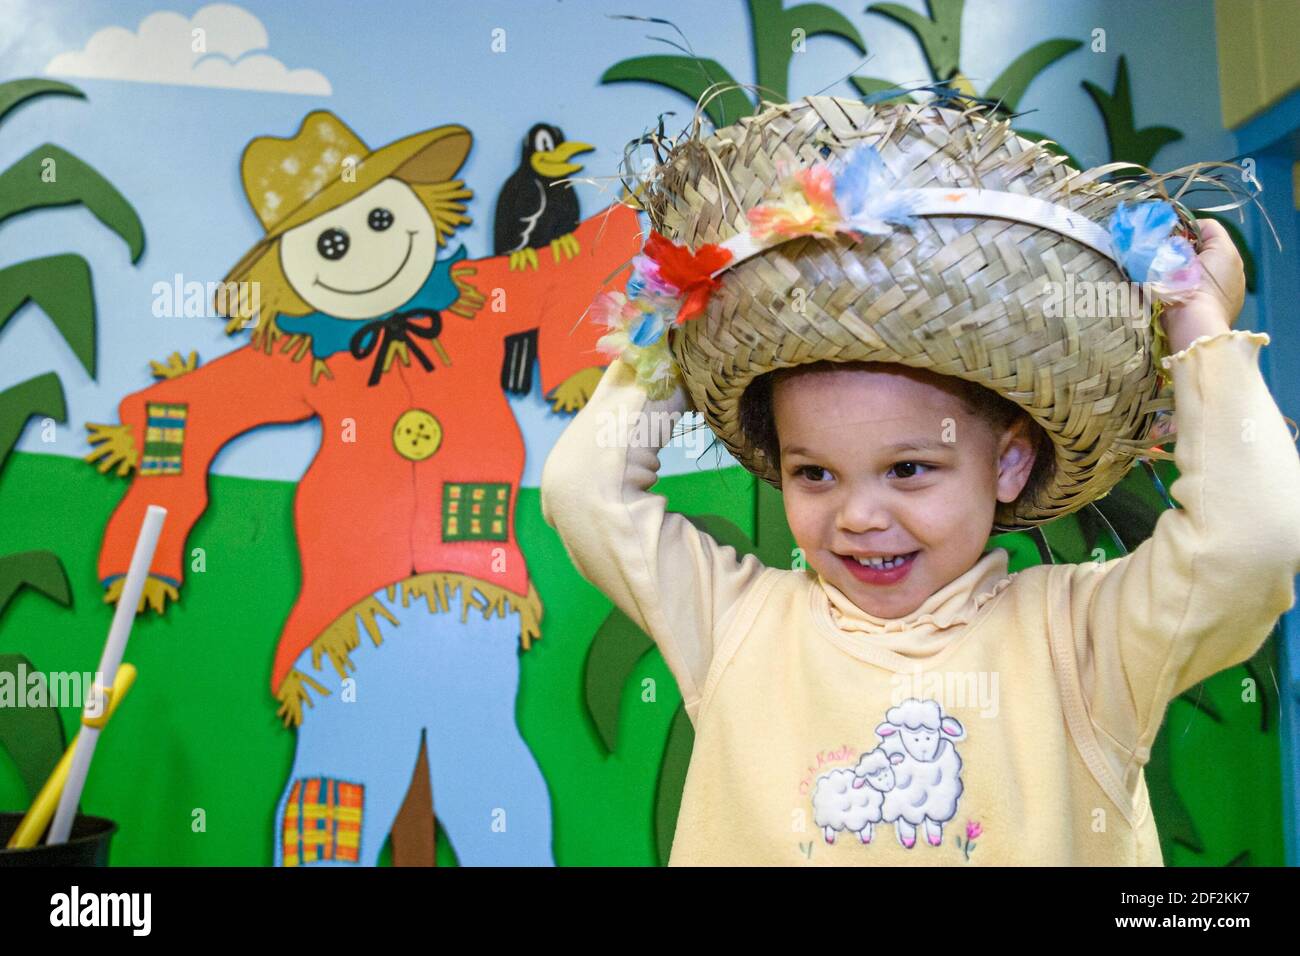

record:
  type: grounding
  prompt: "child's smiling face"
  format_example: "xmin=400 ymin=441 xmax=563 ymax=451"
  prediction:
xmin=772 ymin=363 xmax=1038 ymax=620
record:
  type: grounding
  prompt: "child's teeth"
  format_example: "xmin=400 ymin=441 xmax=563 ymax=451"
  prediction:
xmin=857 ymin=554 xmax=908 ymax=569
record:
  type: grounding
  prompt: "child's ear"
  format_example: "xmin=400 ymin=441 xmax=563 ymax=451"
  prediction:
xmin=994 ymin=419 xmax=1038 ymax=504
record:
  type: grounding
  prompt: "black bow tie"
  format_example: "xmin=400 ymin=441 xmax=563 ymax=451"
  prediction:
xmin=348 ymin=310 xmax=443 ymax=387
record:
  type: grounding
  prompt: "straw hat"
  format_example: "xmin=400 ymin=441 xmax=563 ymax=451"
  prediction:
xmin=605 ymin=94 xmax=1236 ymax=531
xmin=224 ymin=110 xmax=472 ymax=283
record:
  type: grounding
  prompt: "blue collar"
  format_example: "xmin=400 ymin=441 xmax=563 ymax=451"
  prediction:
xmin=278 ymin=244 xmax=468 ymax=358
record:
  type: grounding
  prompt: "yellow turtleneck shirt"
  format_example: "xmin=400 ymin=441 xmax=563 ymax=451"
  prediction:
xmin=540 ymin=329 xmax=1300 ymax=865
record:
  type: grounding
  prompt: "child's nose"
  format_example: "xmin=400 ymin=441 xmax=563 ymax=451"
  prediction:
xmin=836 ymin=491 xmax=891 ymax=533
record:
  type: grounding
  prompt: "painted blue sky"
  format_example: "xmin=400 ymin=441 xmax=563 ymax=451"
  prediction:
xmin=0 ymin=0 xmax=1238 ymax=484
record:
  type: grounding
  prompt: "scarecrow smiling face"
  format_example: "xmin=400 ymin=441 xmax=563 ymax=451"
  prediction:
xmin=279 ymin=177 xmax=439 ymax=319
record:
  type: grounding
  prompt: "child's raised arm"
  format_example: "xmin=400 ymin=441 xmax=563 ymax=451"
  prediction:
xmin=540 ymin=358 xmax=770 ymax=712
xmin=1059 ymin=221 xmax=1300 ymax=783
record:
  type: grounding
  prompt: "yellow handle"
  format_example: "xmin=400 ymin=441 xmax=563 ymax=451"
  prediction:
xmin=6 ymin=664 xmax=137 ymax=849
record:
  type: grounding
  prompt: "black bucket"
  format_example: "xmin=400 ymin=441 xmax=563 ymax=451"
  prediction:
xmin=0 ymin=813 xmax=117 ymax=866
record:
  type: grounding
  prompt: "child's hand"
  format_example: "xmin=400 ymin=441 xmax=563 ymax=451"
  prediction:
xmin=1158 ymin=218 xmax=1245 ymax=354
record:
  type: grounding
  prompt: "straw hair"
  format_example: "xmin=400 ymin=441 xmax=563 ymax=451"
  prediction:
xmin=637 ymin=94 xmax=1207 ymax=530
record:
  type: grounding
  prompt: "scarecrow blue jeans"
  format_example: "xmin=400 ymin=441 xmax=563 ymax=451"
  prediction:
xmin=272 ymin=582 xmax=554 ymax=866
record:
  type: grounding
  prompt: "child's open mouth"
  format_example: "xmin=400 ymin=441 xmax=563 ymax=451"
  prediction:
xmin=838 ymin=550 xmax=919 ymax=585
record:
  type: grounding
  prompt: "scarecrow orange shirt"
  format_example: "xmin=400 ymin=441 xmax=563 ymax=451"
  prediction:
xmin=97 ymin=203 xmax=640 ymax=694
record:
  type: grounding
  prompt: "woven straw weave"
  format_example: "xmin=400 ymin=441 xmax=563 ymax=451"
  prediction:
xmin=645 ymin=95 xmax=1175 ymax=529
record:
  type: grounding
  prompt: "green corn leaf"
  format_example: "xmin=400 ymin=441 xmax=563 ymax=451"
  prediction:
xmin=683 ymin=512 xmax=760 ymax=558
xmin=0 ymin=144 xmax=145 ymax=263
xmin=0 ymin=372 xmax=67 ymax=472
xmin=868 ymin=0 xmax=963 ymax=79
xmin=1036 ymin=513 xmax=1092 ymax=565
xmin=654 ymin=704 xmax=694 ymax=865
xmin=753 ymin=479 xmax=798 ymax=570
xmin=0 ymin=551 xmax=72 ymax=618
xmin=583 ymin=608 xmax=655 ymax=754
xmin=584 ymin=511 xmax=760 ymax=753
xmin=601 ymin=56 xmax=753 ymax=129
xmin=748 ymin=0 xmax=867 ymax=102
xmin=985 ymin=39 xmax=1082 ymax=113
xmin=1082 ymin=55 xmax=1183 ymax=169
xmin=1147 ymin=720 xmax=1204 ymax=858
xmin=0 ymin=255 xmax=96 ymax=377
xmin=0 ymin=78 xmax=84 ymax=128
xmin=0 ymin=653 xmax=69 ymax=801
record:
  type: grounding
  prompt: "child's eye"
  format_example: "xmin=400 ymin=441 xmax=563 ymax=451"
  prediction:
xmin=889 ymin=461 xmax=933 ymax=479
xmin=794 ymin=465 xmax=831 ymax=482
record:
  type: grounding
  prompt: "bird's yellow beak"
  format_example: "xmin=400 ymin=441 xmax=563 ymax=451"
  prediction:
xmin=531 ymin=140 xmax=594 ymax=178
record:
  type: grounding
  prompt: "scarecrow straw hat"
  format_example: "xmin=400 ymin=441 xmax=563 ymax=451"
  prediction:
xmin=634 ymin=93 xmax=1239 ymax=530
xmin=224 ymin=110 xmax=472 ymax=284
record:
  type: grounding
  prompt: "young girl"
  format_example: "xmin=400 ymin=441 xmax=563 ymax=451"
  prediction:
xmin=540 ymin=96 xmax=1300 ymax=865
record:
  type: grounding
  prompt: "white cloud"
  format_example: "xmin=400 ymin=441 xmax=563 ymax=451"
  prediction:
xmin=44 ymin=3 xmax=331 ymax=95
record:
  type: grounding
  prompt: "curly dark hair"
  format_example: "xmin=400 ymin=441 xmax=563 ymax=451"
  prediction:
xmin=738 ymin=360 xmax=1055 ymax=507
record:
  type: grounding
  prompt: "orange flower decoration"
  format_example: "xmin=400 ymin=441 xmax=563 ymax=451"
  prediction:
xmin=746 ymin=163 xmax=847 ymax=241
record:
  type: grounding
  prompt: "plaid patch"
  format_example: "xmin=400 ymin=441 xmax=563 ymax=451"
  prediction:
xmin=282 ymin=776 xmax=364 ymax=866
xmin=442 ymin=482 xmax=510 ymax=541
xmin=140 ymin=402 xmax=187 ymax=475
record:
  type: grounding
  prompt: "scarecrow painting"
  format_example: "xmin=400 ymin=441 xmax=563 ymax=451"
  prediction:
xmin=86 ymin=111 xmax=641 ymax=865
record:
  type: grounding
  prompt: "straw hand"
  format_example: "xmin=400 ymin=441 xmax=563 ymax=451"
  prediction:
xmin=84 ymin=423 xmax=138 ymax=477
xmin=448 ymin=262 xmax=486 ymax=319
xmin=104 ymin=575 xmax=179 ymax=615
xmin=546 ymin=366 xmax=605 ymax=413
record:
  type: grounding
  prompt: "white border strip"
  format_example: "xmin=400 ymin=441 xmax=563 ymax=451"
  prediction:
xmin=713 ymin=187 xmax=1115 ymax=275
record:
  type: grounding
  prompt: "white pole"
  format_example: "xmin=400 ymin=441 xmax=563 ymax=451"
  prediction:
xmin=47 ymin=505 xmax=166 ymax=845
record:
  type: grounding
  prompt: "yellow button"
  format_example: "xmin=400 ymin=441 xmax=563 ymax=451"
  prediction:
xmin=393 ymin=409 xmax=442 ymax=461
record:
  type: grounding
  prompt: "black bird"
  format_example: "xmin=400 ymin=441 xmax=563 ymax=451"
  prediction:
xmin=494 ymin=123 xmax=593 ymax=395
